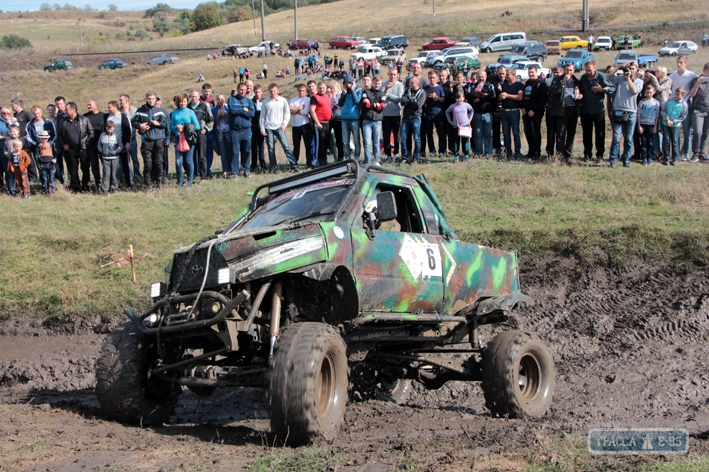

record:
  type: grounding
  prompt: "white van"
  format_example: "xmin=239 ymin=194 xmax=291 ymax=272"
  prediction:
xmin=479 ymin=32 xmax=527 ymax=53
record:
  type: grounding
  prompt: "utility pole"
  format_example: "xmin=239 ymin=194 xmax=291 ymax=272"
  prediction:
xmin=582 ymin=0 xmax=589 ymax=32
xmin=252 ymin=0 xmax=257 ymax=35
xmin=432 ymin=0 xmax=436 ymax=16
xmin=294 ymin=0 xmax=298 ymax=40
xmin=260 ymin=0 xmax=266 ymax=41
xmin=77 ymin=18 xmax=83 ymax=48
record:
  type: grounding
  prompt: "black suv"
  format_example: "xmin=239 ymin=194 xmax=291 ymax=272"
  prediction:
xmin=375 ymin=34 xmax=409 ymax=49
xmin=509 ymin=41 xmax=548 ymax=63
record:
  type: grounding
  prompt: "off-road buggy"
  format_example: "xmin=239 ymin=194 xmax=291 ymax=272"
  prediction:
xmin=95 ymin=160 xmax=555 ymax=445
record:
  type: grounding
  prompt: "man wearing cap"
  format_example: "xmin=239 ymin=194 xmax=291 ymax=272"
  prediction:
xmin=132 ymin=91 xmax=167 ymax=190
xmin=337 ymin=74 xmax=362 ymax=161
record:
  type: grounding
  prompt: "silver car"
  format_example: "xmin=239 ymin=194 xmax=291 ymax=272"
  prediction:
xmin=145 ymin=54 xmax=179 ymax=65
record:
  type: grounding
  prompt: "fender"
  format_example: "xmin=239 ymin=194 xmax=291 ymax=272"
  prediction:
xmin=454 ymin=292 xmax=532 ymax=325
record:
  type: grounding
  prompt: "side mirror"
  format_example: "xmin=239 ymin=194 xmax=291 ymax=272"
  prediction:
xmin=376 ymin=191 xmax=398 ymax=223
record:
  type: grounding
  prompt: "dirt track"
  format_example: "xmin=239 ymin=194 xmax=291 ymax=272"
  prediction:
xmin=1 ymin=254 xmax=709 ymax=471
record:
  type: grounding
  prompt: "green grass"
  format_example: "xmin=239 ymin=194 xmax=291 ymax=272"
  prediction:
xmin=248 ymin=446 xmax=342 ymax=472
xmin=1 ymin=160 xmax=709 ymax=319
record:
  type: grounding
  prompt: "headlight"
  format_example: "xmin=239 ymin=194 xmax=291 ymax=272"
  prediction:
xmin=150 ymin=282 xmax=166 ymax=299
xmin=218 ymin=268 xmax=230 ymax=285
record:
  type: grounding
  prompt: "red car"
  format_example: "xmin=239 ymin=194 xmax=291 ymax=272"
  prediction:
xmin=421 ymin=37 xmax=456 ymax=51
xmin=290 ymin=38 xmax=320 ymax=50
xmin=329 ymin=36 xmax=366 ymax=50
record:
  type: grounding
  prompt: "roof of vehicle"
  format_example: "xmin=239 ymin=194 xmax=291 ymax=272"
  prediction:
xmin=546 ymin=40 xmax=560 ymax=44
xmin=596 ymin=36 xmax=612 ymax=41
xmin=430 ymin=37 xmax=452 ymax=41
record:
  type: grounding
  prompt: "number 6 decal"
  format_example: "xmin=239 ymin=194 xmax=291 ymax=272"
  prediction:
xmin=426 ymin=248 xmax=436 ymax=270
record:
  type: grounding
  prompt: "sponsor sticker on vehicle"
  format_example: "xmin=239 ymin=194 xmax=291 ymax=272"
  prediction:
xmin=588 ymin=429 xmax=688 ymax=455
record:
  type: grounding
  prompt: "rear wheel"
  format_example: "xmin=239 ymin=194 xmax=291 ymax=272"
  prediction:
xmin=269 ymin=322 xmax=348 ymax=445
xmin=95 ymin=322 xmax=180 ymax=425
xmin=481 ymin=330 xmax=555 ymax=418
xmin=483 ymin=47 xmax=492 ymax=54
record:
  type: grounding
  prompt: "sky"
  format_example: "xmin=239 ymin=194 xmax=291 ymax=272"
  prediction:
xmin=4 ymin=0 xmax=205 ymax=11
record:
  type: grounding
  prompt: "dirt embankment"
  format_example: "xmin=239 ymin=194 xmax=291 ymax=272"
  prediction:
xmin=1 ymin=254 xmax=708 ymax=471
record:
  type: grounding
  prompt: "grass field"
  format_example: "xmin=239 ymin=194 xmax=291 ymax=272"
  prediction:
xmin=1 ymin=159 xmax=708 ymax=319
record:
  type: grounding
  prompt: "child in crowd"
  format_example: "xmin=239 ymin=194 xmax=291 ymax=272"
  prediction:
xmin=661 ymin=87 xmax=688 ymax=166
xmin=637 ymin=84 xmax=660 ymax=165
xmin=36 ymin=130 xmax=56 ymax=196
xmin=9 ymin=139 xmax=31 ymax=198
xmin=97 ymin=121 xmax=123 ymax=196
xmin=3 ymin=125 xmax=24 ymax=196
xmin=445 ymin=91 xmax=474 ymax=161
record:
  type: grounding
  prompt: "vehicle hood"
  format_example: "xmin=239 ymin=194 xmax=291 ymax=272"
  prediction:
xmin=168 ymin=223 xmax=328 ymax=291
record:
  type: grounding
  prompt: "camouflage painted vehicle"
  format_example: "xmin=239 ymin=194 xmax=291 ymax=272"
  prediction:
xmin=95 ymin=160 xmax=555 ymax=445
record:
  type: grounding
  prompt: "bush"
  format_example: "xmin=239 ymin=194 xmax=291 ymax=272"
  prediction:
xmin=108 ymin=3 xmax=117 ymax=11
xmin=192 ymin=2 xmax=223 ymax=31
xmin=145 ymin=2 xmax=172 ymax=18
xmin=134 ymin=28 xmax=150 ymax=40
xmin=1 ymin=34 xmax=32 ymax=49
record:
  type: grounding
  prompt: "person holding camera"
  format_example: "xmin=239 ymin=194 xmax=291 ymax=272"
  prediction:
xmin=337 ymin=74 xmax=363 ymax=161
xmin=606 ymin=62 xmax=645 ymax=167
xmin=399 ymin=76 xmax=426 ymax=164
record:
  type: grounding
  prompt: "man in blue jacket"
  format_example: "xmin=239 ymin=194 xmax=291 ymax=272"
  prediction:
xmin=337 ymin=74 xmax=362 ymax=161
xmin=228 ymin=83 xmax=255 ymax=178
xmin=132 ymin=91 xmax=167 ymax=191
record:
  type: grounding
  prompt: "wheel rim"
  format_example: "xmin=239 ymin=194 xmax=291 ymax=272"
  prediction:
xmin=518 ymin=353 xmax=542 ymax=400
xmin=316 ymin=352 xmax=336 ymax=417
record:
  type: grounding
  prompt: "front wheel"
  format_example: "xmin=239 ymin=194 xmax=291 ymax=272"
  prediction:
xmin=483 ymin=47 xmax=492 ymax=54
xmin=269 ymin=322 xmax=348 ymax=445
xmin=95 ymin=322 xmax=180 ymax=425
xmin=481 ymin=330 xmax=555 ymax=418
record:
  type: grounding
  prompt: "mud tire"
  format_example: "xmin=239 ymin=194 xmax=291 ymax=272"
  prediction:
xmin=268 ymin=322 xmax=348 ymax=446
xmin=481 ymin=330 xmax=555 ymax=418
xmin=95 ymin=322 xmax=179 ymax=425
xmin=376 ymin=377 xmax=412 ymax=404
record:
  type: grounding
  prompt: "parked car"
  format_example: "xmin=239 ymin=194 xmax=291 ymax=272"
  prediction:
xmin=329 ymin=36 xmax=349 ymax=48
xmin=350 ymin=46 xmax=385 ymax=61
xmin=508 ymin=41 xmax=548 ymax=62
xmin=222 ymin=44 xmax=247 ymax=56
xmin=422 ymin=37 xmax=456 ymax=51
xmin=409 ymin=50 xmax=440 ymax=66
xmin=433 ymin=54 xmax=481 ymax=72
xmin=615 ymin=35 xmax=642 ymax=49
xmin=479 ymin=32 xmax=527 ymax=53
xmin=380 ymin=48 xmax=406 ymax=67
xmin=329 ymin=36 xmax=365 ymax=50
xmin=375 ymin=34 xmax=409 ymax=50
xmin=545 ymin=40 xmax=561 ymax=55
xmin=145 ymin=54 xmax=178 ymax=65
xmin=495 ymin=54 xmax=530 ymax=69
xmin=97 ymin=59 xmax=128 ymax=70
xmin=459 ymin=36 xmax=481 ymax=47
xmin=440 ymin=46 xmax=479 ymax=61
xmin=424 ymin=51 xmax=444 ymax=67
xmin=593 ymin=36 xmax=613 ymax=51
xmin=557 ymin=49 xmax=594 ymax=71
xmin=614 ymin=50 xmax=657 ymax=68
xmin=513 ymin=61 xmax=551 ymax=81
xmin=248 ymin=41 xmax=280 ymax=53
xmin=94 ymin=161 xmax=554 ymax=446
xmin=366 ymin=38 xmax=381 ymax=45
xmin=290 ymin=38 xmax=320 ymax=50
xmin=560 ymin=36 xmax=588 ymax=50
xmin=44 ymin=60 xmax=72 ymax=71
xmin=658 ymin=40 xmax=698 ymax=56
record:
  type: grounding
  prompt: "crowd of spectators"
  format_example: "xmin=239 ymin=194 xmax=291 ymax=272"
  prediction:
xmin=1 ymin=54 xmax=708 ymax=198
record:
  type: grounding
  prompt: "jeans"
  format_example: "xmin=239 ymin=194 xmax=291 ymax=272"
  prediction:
xmin=251 ymin=125 xmax=265 ymax=171
xmin=382 ymin=116 xmax=400 ymax=157
xmin=141 ymin=139 xmax=164 ymax=187
xmin=691 ymin=110 xmax=709 ymax=158
xmin=472 ymin=112 xmax=493 ymax=155
xmin=206 ymin=132 xmax=215 ymax=176
xmin=341 ymin=119 xmax=361 ymax=159
xmin=266 ymin=128 xmax=297 ymax=169
xmin=580 ymin=111 xmax=606 ymax=159
xmin=400 ymin=116 xmax=421 ymax=161
xmin=609 ymin=112 xmax=637 ymax=164
xmin=500 ymin=109 xmax=521 ymax=157
xmin=175 ymin=147 xmax=195 ymax=185
xmin=216 ymin=129 xmax=233 ymax=174
xmin=522 ymin=112 xmax=543 ymax=157
xmin=292 ymin=124 xmax=313 ymax=165
xmin=313 ymin=122 xmax=330 ymax=166
xmin=39 ymin=164 xmax=55 ymax=192
xmin=422 ymin=112 xmax=445 ymax=156
xmin=663 ymin=125 xmax=681 ymax=163
xmin=101 ymin=157 xmax=119 ymax=193
xmin=231 ymin=129 xmax=252 ymax=174
xmin=362 ymin=120 xmax=381 ymax=164
xmin=639 ymin=126 xmax=656 ymax=162
xmin=681 ymin=102 xmax=693 ymax=156
xmin=130 ymin=136 xmax=139 ymax=176
xmin=555 ymin=106 xmax=578 ymax=158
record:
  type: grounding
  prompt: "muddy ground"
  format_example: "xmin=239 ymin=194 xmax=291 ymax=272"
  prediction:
xmin=1 ymin=254 xmax=709 ymax=471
